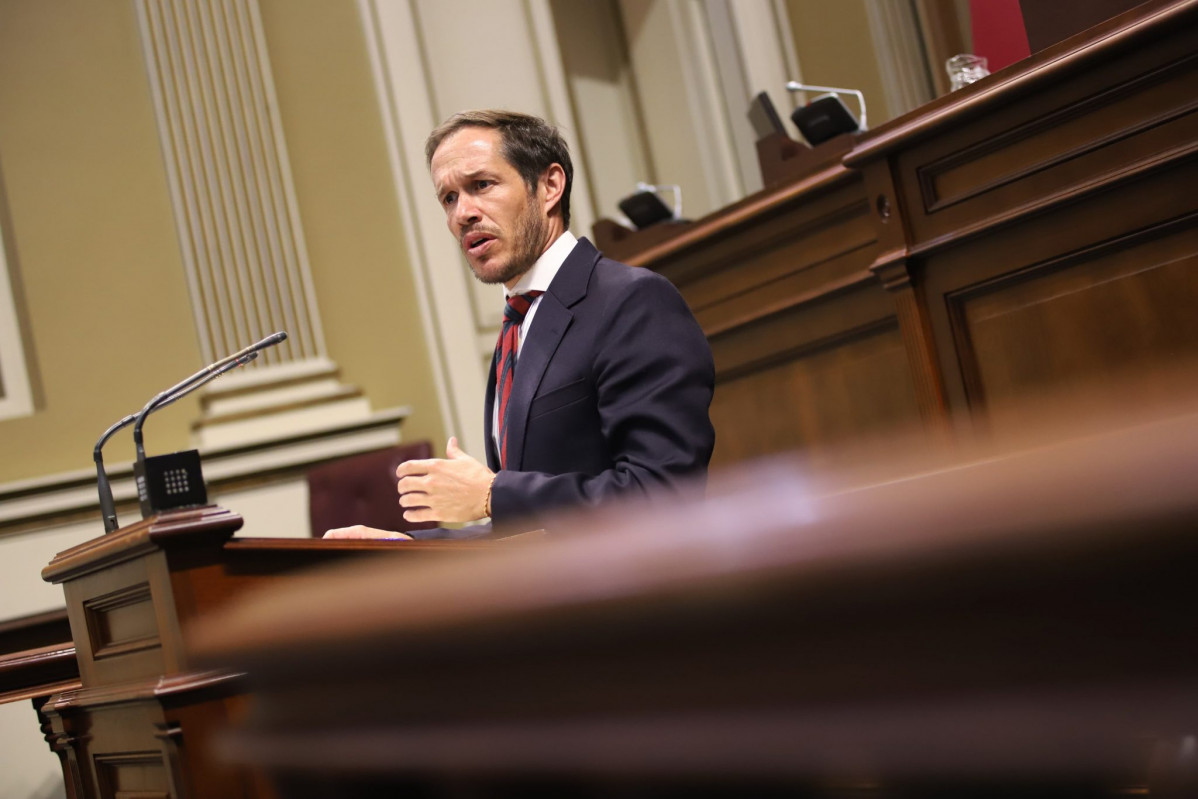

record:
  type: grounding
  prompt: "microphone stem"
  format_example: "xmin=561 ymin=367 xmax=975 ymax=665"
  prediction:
xmin=94 ymin=413 xmax=135 ymax=533
xmin=95 ymin=352 xmax=257 ymax=531
xmin=132 ymin=352 xmax=257 ymax=460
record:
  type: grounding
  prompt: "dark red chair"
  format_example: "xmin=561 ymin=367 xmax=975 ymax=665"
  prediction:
xmin=306 ymin=441 xmax=437 ymax=537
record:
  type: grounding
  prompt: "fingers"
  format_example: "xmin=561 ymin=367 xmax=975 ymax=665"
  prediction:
xmin=402 ymin=507 xmax=438 ymax=523
xmin=323 ymin=525 xmax=396 ymax=539
xmin=396 ymin=474 xmax=430 ymax=494
xmin=446 ymin=436 xmax=462 ymax=458
xmin=395 ymin=458 xmax=438 ymax=478
xmin=323 ymin=525 xmax=414 ymax=540
xmin=398 ymin=492 xmax=429 ymax=509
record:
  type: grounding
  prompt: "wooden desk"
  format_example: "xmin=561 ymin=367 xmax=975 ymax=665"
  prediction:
xmin=0 ymin=610 xmax=81 ymax=798
xmin=38 ymin=512 xmax=480 ymax=799
xmin=622 ymin=0 xmax=1198 ymax=467
xmin=0 ymin=609 xmax=78 ymax=706
xmin=190 ymin=409 xmax=1198 ymax=797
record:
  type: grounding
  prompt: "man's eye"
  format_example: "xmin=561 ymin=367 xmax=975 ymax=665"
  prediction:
xmin=442 ymin=193 xmax=456 ymax=206
xmin=476 ymin=180 xmax=492 ymax=190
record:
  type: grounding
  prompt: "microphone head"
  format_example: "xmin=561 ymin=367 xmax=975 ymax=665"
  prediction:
xmin=265 ymin=331 xmax=288 ymax=345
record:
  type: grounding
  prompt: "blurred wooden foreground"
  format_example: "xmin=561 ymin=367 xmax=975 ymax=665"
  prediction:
xmin=190 ymin=398 xmax=1198 ymax=798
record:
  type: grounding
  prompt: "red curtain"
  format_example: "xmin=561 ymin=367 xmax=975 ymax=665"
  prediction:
xmin=970 ymin=0 xmax=1031 ymax=72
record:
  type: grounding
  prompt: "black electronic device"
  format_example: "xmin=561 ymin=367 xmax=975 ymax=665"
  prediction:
xmin=618 ymin=190 xmax=675 ymax=230
xmin=791 ymin=93 xmax=860 ymax=145
xmin=748 ymin=91 xmax=787 ymax=140
xmin=133 ymin=449 xmax=208 ymax=518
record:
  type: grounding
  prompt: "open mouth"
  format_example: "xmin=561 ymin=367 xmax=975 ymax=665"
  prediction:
xmin=464 ymin=233 xmax=496 ymax=256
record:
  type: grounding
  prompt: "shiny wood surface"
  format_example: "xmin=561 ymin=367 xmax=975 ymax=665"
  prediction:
xmin=0 ymin=608 xmax=78 ymax=705
xmin=191 ymin=408 xmax=1198 ymax=796
xmin=609 ymin=0 xmax=1198 ymax=468
xmin=37 ymin=507 xmax=483 ymax=799
xmin=0 ymin=643 xmax=79 ymax=705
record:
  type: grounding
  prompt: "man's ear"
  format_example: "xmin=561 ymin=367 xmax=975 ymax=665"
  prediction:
xmin=540 ymin=163 xmax=566 ymax=218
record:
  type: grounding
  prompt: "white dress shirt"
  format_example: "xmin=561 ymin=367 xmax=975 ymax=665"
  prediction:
xmin=491 ymin=230 xmax=578 ymax=458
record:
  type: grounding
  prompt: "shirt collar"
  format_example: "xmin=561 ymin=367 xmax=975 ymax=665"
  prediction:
xmin=504 ymin=231 xmax=577 ymax=297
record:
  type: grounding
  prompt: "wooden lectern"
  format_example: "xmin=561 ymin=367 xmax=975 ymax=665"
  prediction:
xmin=35 ymin=507 xmax=478 ymax=798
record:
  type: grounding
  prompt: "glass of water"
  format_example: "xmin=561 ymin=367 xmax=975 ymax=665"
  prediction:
xmin=946 ymin=54 xmax=990 ymax=90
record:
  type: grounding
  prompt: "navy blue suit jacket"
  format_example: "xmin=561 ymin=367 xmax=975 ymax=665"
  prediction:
xmin=485 ymin=237 xmax=715 ymax=527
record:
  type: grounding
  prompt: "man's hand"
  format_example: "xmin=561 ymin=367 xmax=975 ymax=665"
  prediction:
xmin=395 ymin=436 xmax=494 ymax=524
xmin=322 ymin=525 xmax=413 ymax=540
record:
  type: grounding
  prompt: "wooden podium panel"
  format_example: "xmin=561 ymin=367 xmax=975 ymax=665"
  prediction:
xmin=618 ymin=0 xmax=1198 ymax=466
xmin=190 ymin=409 xmax=1198 ymax=797
xmin=38 ymin=511 xmax=480 ymax=799
xmin=1020 ymin=0 xmax=1149 ymax=52
xmin=633 ymin=163 xmax=925 ymax=466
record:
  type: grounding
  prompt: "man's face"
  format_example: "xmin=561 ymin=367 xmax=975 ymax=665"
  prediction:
xmin=431 ymin=126 xmax=548 ymax=287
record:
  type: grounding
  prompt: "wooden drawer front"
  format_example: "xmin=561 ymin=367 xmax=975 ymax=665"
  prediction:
xmin=655 ymin=182 xmax=874 ymax=322
xmin=902 ymin=28 xmax=1198 ymax=248
xmin=708 ymin=286 xmax=919 ymax=466
xmin=67 ymin=559 xmax=166 ymax=686
xmin=85 ymin=583 xmax=158 ymax=661
xmin=94 ymin=751 xmax=171 ymax=799
xmin=76 ymin=702 xmax=175 ymax=799
xmin=692 ymin=205 xmax=877 ymax=337
xmin=946 ymin=217 xmax=1198 ymax=427
xmin=684 ymin=195 xmax=872 ymax=301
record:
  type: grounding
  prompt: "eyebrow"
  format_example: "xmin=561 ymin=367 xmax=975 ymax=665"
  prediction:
xmin=435 ymin=169 xmax=496 ymax=200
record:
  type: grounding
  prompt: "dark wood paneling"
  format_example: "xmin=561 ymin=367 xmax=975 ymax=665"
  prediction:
xmin=0 ymin=609 xmax=71 ymax=654
xmin=93 ymin=751 xmax=170 ymax=799
xmin=191 ymin=412 xmax=1198 ymax=795
xmin=948 ymin=216 xmax=1198 ymax=423
xmin=83 ymin=583 xmax=157 ymax=661
xmin=919 ymin=161 xmax=1198 ymax=413
xmin=65 ymin=558 xmax=164 ymax=688
xmin=899 ymin=21 xmax=1198 ymax=249
xmin=710 ymin=321 xmax=919 ymax=466
xmin=626 ymin=2 xmax=1198 ymax=466
xmin=1021 ymin=0 xmax=1149 ymax=52
xmin=0 ymin=644 xmax=79 ymax=704
xmin=920 ymin=55 xmax=1198 ymax=213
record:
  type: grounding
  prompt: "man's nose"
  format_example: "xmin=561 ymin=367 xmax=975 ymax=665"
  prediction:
xmin=453 ymin=197 xmax=481 ymax=229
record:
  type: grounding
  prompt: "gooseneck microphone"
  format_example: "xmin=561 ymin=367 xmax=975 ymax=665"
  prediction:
xmin=132 ymin=331 xmax=287 ymax=462
xmin=92 ymin=331 xmax=286 ymax=532
xmin=94 ymin=413 xmax=137 ymax=533
xmin=93 ymin=355 xmax=259 ymax=533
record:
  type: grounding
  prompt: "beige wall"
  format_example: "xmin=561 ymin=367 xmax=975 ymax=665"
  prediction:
xmin=0 ymin=0 xmax=444 ymax=486
xmin=0 ymin=0 xmax=201 ymax=480
xmin=257 ymin=0 xmax=444 ymax=449
xmin=785 ymin=0 xmax=896 ymax=125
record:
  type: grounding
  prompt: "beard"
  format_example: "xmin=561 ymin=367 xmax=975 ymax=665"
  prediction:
xmin=467 ymin=194 xmax=548 ymax=286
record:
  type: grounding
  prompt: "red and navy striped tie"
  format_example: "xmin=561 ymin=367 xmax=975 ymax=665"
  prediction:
xmin=495 ymin=291 xmax=543 ymax=469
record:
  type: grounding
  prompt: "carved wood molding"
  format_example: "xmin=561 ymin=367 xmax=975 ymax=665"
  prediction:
xmin=42 ymin=506 xmax=243 ymax=585
xmin=917 ymin=51 xmax=1198 ymax=214
xmin=45 ymin=669 xmax=244 ymax=712
xmin=848 ymin=0 xmax=1198 ymax=165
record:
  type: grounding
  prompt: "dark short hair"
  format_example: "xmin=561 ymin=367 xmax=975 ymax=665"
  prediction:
xmin=425 ymin=110 xmax=573 ymax=228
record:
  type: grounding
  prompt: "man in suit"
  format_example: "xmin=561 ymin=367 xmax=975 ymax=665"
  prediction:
xmin=329 ymin=110 xmax=714 ymax=536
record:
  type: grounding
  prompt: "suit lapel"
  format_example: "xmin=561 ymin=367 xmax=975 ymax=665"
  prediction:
xmin=503 ymin=238 xmax=600 ymax=470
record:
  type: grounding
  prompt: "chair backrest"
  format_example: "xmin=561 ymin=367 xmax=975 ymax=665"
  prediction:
xmin=306 ymin=442 xmax=437 ymax=536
